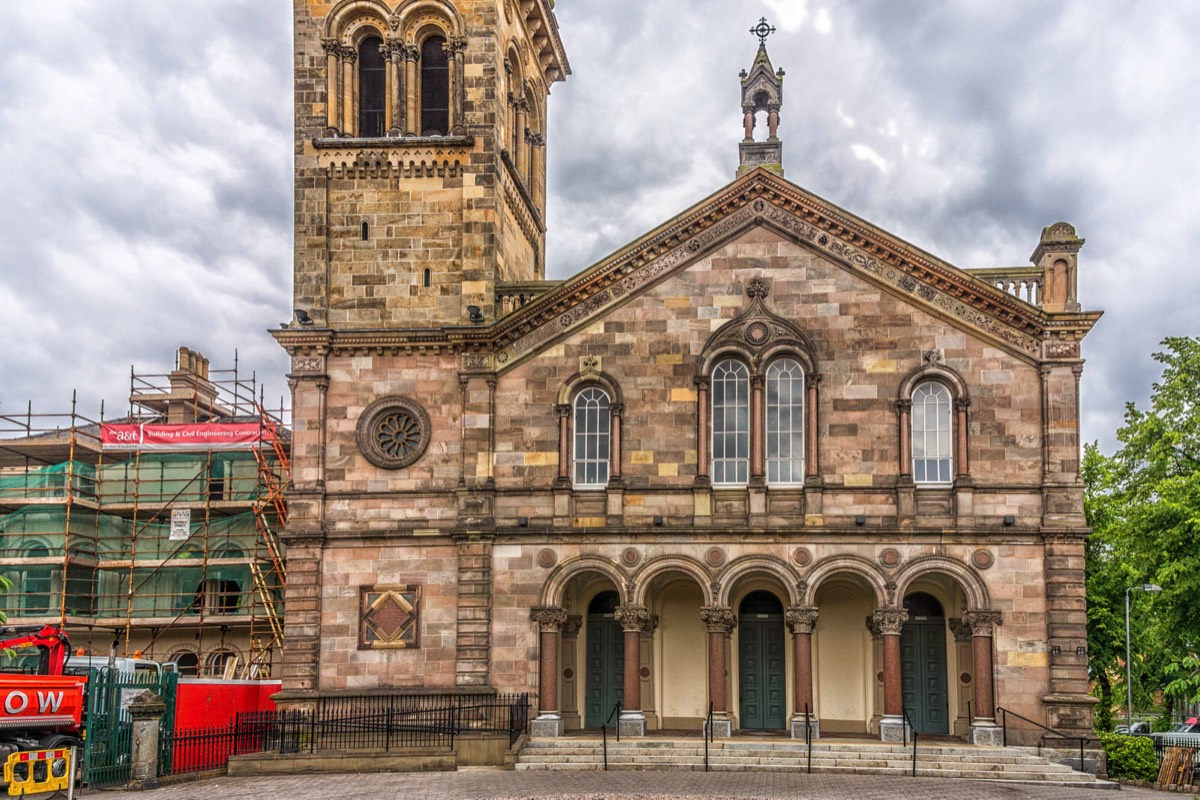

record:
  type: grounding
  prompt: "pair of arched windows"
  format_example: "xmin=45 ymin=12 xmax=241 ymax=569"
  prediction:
xmin=711 ymin=358 xmax=806 ymax=486
xmin=354 ymin=35 xmax=450 ymax=137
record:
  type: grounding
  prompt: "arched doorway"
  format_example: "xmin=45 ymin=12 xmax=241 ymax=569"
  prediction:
xmin=901 ymin=592 xmax=949 ymax=733
xmin=584 ymin=590 xmax=623 ymax=727
xmin=738 ymin=590 xmax=786 ymax=730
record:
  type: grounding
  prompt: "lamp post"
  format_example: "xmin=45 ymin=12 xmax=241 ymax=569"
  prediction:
xmin=1125 ymin=583 xmax=1163 ymax=729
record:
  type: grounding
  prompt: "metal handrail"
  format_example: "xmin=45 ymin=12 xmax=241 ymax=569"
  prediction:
xmin=600 ymin=700 xmax=622 ymax=771
xmin=900 ymin=705 xmax=918 ymax=777
xmin=997 ymin=706 xmax=1087 ymax=773
xmin=804 ymin=703 xmax=812 ymax=774
xmin=704 ymin=701 xmax=713 ymax=772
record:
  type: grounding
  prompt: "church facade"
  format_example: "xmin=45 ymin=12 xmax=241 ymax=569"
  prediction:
xmin=274 ymin=0 xmax=1100 ymax=745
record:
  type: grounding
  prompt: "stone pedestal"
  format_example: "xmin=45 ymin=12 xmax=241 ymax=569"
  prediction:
xmin=127 ymin=691 xmax=166 ymax=790
xmin=970 ymin=721 xmax=1003 ymax=746
xmin=704 ymin=713 xmax=733 ymax=739
xmin=618 ymin=710 xmax=646 ymax=737
xmin=530 ymin=712 xmax=564 ymax=737
xmin=790 ymin=715 xmax=820 ymax=740
xmin=879 ymin=715 xmax=907 ymax=743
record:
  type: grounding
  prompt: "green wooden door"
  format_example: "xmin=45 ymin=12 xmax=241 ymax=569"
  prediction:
xmin=900 ymin=596 xmax=949 ymax=734
xmin=584 ymin=591 xmax=623 ymax=727
xmin=738 ymin=592 xmax=787 ymax=730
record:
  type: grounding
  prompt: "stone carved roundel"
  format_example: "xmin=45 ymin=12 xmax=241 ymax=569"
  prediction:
xmin=356 ymin=396 xmax=432 ymax=469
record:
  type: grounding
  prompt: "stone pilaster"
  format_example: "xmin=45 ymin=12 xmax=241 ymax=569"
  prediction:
xmin=454 ymin=534 xmax=494 ymax=687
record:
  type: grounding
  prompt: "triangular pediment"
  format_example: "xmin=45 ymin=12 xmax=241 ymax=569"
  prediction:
xmin=490 ymin=168 xmax=1086 ymax=371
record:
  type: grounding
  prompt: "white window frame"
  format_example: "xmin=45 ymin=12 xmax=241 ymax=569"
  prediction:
xmin=711 ymin=360 xmax=750 ymax=486
xmin=572 ymin=386 xmax=611 ymax=489
xmin=766 ymin=358 xmax=805 ymax=485
xmin=912 ymin=381 xmax=953 ymax=484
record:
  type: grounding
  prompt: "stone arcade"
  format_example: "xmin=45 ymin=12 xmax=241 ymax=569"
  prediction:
xmin=275 ymin=1 xmax=1100 ymax=747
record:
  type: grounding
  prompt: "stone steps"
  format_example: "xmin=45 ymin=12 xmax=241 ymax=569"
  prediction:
xmin=514 ymin=737 xmax=1110 ymax=786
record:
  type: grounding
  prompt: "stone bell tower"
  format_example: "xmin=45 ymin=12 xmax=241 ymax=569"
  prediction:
xmin=289 ymin=0 xmax=570 ymax=330
xmin=738 ymin=17 xmax=785 ymax=178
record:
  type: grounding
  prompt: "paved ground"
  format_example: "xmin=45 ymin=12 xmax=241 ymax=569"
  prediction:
xmin=88 ymin=771 xmax=1191 ymax=800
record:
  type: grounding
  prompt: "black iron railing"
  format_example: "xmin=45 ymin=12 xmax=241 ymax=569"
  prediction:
xmin=601 ymin=700 xmax=622 ymax=771
xmin=804 ymin=703 xmax=813 ymax=774
xmin=997 ymin=706 xmax=1086 ymax=773
xmin=704 ymin=701 xmax=714 ymax=772
xmin=900 ymin=705 xmax=918 ymax=777
xmin=163 ymin=693 xmax=530 ymax=776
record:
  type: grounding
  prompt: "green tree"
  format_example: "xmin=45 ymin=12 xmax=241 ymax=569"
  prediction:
xmin=1086 ymin=337 xmax=1200 ymax=725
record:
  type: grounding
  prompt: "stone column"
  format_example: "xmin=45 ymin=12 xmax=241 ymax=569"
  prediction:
xmin=609 ymin=403 xmax=624 ymax=482
xmin=750 ymin=375 xmax=765 ymax=483
xmin=614 ymin=604 xmax=650 ymax=736
xmin=786 ymin=605 xmax=820 ymax=739
xmin=954 ymin=397 xmax=971 ymax=479
xmin=340 ymin=46 xmax=357 ymax=135
xmin=387 ymin=39 xmax=405 ymax=136
xmin=695 ymin=377 xmax=710 ymax=484
xmin=743 ymin=105 xmax=755 ymax=140
xmin=322 ymin=39 xmax=341 ymax=136
xmin=639 ymin=612 xmax=659 ymax=730
xmin=530 ymin=606 xmax=568 ymax=736
xmin=403 ymin=45 xmax=419 ymax=136
xmin=963 ymin=609 xmax=1003 ymax=745
xmin=449 ymin=36 xmax=467 ymax=136
xmin=127 ymin=691 xmax=166 ymax=789
xmin=554 ymin=403 xmax=571 ymax=487
xmin=873 ymin=607 xmax=908 ymax=742
xmin=560 ymin=615 xmax=582 ymax=730
xmin=767 ymin=104 xmax=780 ymax=139
xmin=700 ymin=606 xmax=735 ymax=737
xmin=896 ymin=398 xmax=915 ymax=523
xmin=805 ymin=375 xmax=821 ymax=479
xmin=515 ymin=99 xmax=530 ymax=178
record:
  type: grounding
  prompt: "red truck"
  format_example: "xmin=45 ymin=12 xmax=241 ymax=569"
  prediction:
xmin=0 ymin=625 xmax=87 ymax=765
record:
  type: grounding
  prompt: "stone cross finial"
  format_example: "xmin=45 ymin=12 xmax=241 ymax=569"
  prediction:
xmin=750 ymin=17 xmax=777 ymax=45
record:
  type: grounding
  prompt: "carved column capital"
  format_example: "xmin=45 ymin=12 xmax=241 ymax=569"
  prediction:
xmin=340 ymin=45 xmax=358 ymax=62
xmin=614 ymin=604 xmax=650 ymax=633
xmin=954 ymin=397 xmax=972 ymax=412
xmin=806 ymin=374 xmax=823 ymax=390
xmin=896 ymin=399 xmax=912 ymax=413
xmin=962 ymin=609 xmax=1002 ymax=637
xmin=561 ymin=614 xmax=582 ymax=639
xmin=947 ymin=618 xmax=973 ymax=643
xmin=700 ymin=605 xmax=737 ymax=634
xmin=402 ymin=44 xmax=421 ymax=62
xmin=530 ymin=605 xmax=568 ymax=632
xmin=785 ymin=605 xmax=819 ymax=635
xmin=448 ymin=35 xmax=468 ymax=54
xmin=871 ymin=607 xmax=909 ymax=636
xmin=555 ymin=403 xmax=571 ymax=419
xmin=322 ymin=38 xmax=342 ymax=57
xmin=386 ymin=38 xmax=405 ymax=58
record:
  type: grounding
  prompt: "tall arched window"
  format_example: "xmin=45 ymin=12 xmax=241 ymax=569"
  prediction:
xmin=358 ymin=36 xmax=386 ymax=137
xmin=712 ymin=360 xmax=750 ymax=485
xmin=766 ymin=358 xmax=805 ymax=484
xmin=573 ymin=387 xmax=611 ymax=488
xmin=420 ymin=36 xmax=450 ymax=135
xmin=912 ymin=381 xmax=953 ymax=484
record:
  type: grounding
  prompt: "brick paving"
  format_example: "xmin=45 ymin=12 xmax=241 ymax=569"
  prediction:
xmin=92 ymin=771 xmax=1189 ymax=800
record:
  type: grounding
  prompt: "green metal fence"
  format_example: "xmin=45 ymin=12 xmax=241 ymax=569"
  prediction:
xmin=81 ymin=667 xmax=178 ymax=788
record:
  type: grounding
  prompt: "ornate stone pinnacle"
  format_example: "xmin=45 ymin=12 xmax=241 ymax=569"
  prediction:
xmin=746 ymin=276 xmax=770 ymax=300
xmin=700 ymin=606 xmax=737 ymax=634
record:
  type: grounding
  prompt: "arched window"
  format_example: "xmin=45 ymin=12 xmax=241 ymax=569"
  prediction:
xmin=712 ymin=360 xmax=750 ymax=485
xmin=766 ymin=358 xmax=805 ymax=484
xmin=912 ymin=381 xmax=953 ymax=484
xmin=358 ymin=36 xmax=386 ymax=138
xmin=573 ymin=387 xmax=611 ymax=488
xmin=420 ymin=36 xmax=450 ymax=135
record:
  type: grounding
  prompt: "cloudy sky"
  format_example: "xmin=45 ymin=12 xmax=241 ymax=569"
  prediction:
xmin=1 ymin=1 xmax=1196 ymax=453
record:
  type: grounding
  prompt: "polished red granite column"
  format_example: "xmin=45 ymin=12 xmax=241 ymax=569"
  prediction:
xmin=786 ymin=606 xmax=819 ymax=715
xmin=701 ymin=606 xmax=736 ymax=713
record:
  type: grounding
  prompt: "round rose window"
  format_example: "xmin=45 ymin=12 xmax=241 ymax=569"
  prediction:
xmin=356 ymin=396 xmax=431 ymax=469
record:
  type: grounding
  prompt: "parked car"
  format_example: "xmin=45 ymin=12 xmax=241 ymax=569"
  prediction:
xmin=1150 ymin=717 xmax=1200 ymax=748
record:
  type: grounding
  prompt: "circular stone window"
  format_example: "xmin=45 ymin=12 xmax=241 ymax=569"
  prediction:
xmin=356 ymin=396 xmax=432 ymax=469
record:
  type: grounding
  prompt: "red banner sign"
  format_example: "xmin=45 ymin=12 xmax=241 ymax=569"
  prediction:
xmin=101 ymin=423 xmax=266 ymax=450
xmin=0 ymin=676 xmax=85 ymax=729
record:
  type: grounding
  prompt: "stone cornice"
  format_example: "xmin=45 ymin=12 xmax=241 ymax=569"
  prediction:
xmin=273 ymin=169 xmax=1102 ymax=366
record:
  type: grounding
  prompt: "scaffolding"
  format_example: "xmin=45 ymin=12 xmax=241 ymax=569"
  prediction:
xmin=0 ymin=348 xmax=289 ymax=678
